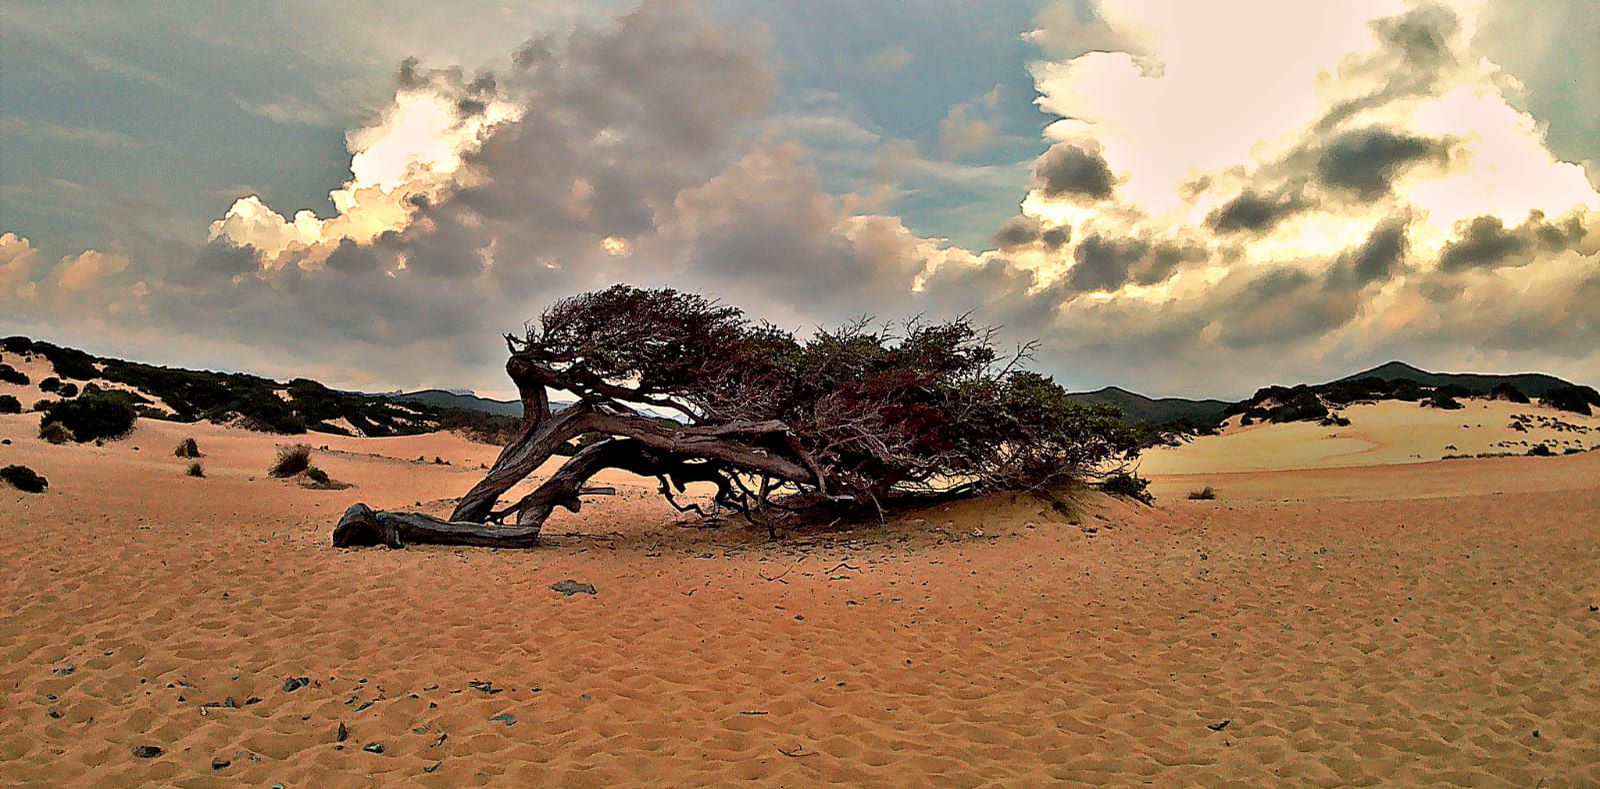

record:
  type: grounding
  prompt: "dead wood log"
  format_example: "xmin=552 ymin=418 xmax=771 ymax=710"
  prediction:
xmin=333 ymin=503 xmax=546 ymax=548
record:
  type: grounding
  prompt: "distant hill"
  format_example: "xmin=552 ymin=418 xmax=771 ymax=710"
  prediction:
xmin=1066 ymin=386 xmax=1230 ymax=425
xmin=388 ymin=389 xmax=523 ymax=417
xmin=1332 ymin=361 xmax=1576 ymax=397
xmin=1 ymin=336 xmax=518 ymax=441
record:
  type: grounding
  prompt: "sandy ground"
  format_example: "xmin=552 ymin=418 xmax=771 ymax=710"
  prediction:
xmin=3 ymin=404 xmax=1599 ymax=785
xmin=1140 ymin=398 xmax=1599 ymax=475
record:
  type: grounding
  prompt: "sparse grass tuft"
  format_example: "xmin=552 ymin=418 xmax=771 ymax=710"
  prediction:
xmin=305 ymin=466 xmax=330 ymax=485
xmin=269 ymin=444 xmax=312 ymax=478
xmin=186 ymin=461 xmax=204 ymax=477
xmin=1187 ymin=485 xmax=1217 ymax=500
xmin=39 ymin=422 xmax=72 ymax=445
xmin=174 ymin=437 xmax=201 ymax=458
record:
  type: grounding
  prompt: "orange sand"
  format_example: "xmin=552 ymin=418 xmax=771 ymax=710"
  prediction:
xmin=3 ymin=411 xmax=1598 ymax=785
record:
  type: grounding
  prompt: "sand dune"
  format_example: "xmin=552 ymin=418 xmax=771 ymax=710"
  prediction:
xmin=3 ymin=410 xmax=1599 ymax=785
xmin=1140 ymin=398 xmax=1599 ymax=475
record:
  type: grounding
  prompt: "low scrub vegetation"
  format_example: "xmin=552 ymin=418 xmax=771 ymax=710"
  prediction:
xmin=186 ymin=461 xmax=205 ymax=477
xmin=0 ymin=363 xmax=28 ymax=386
xmin=1 ymin=464 xmax=48 ymax=493
xmin=39 ymin=393 xmax=138 ymax=443
xmin=268 ymin=444 xmax=313 ymax=478
xmin=1540 ymin=384 xmax=1600 ymax=416
xmin=0 ymin=394 xmax=20 ymax=414
xmin=39 ymin=422 xmax=71 ymax=444
xmin=1187 ymin=485 xmax=1217 ymax=500
xmin=1098 ymin=470 xmax=1153 ymax=504
xmin=174 ymin=437 xmax=201 ymax=458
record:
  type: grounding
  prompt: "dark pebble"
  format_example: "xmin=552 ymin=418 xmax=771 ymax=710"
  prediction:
xmin=131 ymin=745 xmax=163 ymax=758
xmin=363 ymin=743 xmax=384 ymax=754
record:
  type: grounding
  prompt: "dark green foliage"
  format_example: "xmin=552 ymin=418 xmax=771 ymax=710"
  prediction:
xmin=1527 ymin=444 xmax=1555 ymax=457
xmin=58 ymin=382 xmax=77 ymax=397
xmin=174 ymin=437 xmax=201 ymax=458
xmin=40 ymin=393 xmax=138 ymax=443
xmin=1539 ymin=384 xmax=1600 ymax=416
xmin=0 ymin=363 xmax=28 ymax=386
xmin=186 ymin=461 xmax=205 ymax=477
xmin=1335 ymin=361 xmax=1575 ymax=398
xmin=38 ymin=376 xmax=61 ymax=392
xmin=1490 ymin=382 xmax=1530 ymax=403
xmin=1 ymin=464 xmax=48 ymax=493
xmin=1426 ymin=390 xmax=1464 ymax=410
xmin=305 ymin=466 xmax=331 ymax=485
xmin=0 ymin=394 xmax=20 ymax=414
xmin=39 ymin=422 xmax=71 ymax=444
xmin=269 ymin=444 xmax=312 ymax=478
xmin=1098 ymin=470 xmax=1153 ymax=504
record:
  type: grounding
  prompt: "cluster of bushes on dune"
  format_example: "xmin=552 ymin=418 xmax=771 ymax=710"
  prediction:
xmin=1 ymin=336 xmax=515 ymax=442
xmin=0 ymin=395 xmax=21 ymax=414
xmin=174 ymin=437 xmax=202 ymax=458
xmin=1539 ymin=384 xmax=1600 ymax=416
xmin=38 ymin=392 xmax=138 ymax=443
xmin=0 ymin=363 xmax=28 ymax=386
xmin=1 ymin=464 xmax=48 ymax=493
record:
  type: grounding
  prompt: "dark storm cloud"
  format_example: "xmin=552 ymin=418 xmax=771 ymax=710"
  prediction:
xmin=1066 ymin=233 xmax=1201 ymax=293
xmin=1207 ymin=190 xmax=1308 ymax=234
xmin=1438 ymin=211 xmax=1590 ymax=271
xmin=993 ymin=214 xmax=1041 ymax=249
xmin=1034 ymin=143 xmax=1115 ymax=200
xmin=1040 ymin=225 xmax=1070 ymax=250
xmin=1335 ymin=217 xmax=1410 ymax=285
xmin=1372 ymin=2 xmax=1459 ymax=71
xmin=1316 ymin=127 xmax=1451 ymax=197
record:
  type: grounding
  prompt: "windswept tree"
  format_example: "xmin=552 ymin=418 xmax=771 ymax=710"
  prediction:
xmin=335 ymin=286 xmax=1136 ymax=548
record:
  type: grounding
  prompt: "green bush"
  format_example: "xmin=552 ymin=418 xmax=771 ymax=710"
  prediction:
xmin=1099 ymin=470 xmax=1153 ymax=504
xmin=1187 ymin=485 xmax=1217 ymax=500
xmin=174 ymin=437 xmax=201 ymax=458
xmin=269 ymin=444 xmax=312 ymax=477
xmin=186 ymin=461 xmax=205 ymax=478
xmin=0 ymin=364 xmax=28 ymax=386
xmin=1540 ymin=385 xmax=1600 ymax=416
xmin=40 ymin=394 xmax=138 ymax=443
xmin=38 ymin=376 xmax=61 ymax=393
xmin=1426 ymin=390 xmax=1464 ymax=410
xmin=39 ymin=422 xmax=71 ymax=444
xmin=1 ymin=464 xmax=48 ymax=493
xmin=0 ymin=394 xmax=20 ymax=414
xmin=305 ymin=466 xmax=330 ymax=485
xmin=1527 ymin=444 xmax=1555 ymax=457
xmin=57 ymin=382 xmax=78 ymax=398
xmin=1490 ymin=382 xmax=1530 ymax=404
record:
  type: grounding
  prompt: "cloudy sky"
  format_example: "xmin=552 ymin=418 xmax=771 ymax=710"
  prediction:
xmin=2 ymin=0 xmax=1597 ymax=399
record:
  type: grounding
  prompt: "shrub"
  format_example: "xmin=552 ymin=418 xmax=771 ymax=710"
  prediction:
xmin=174 ymin=437 xmax=202 ymax=458
xmin=31 ymin=400 xmax=49 ymax=412
xmin=1540 ymin=384 xmax=1600 ymax=416
xmin=1 ymin=464 xmax=48 ymax=493
xmin=40 ymin=394 xmax=138 ymax=443
xmin=1426 ymin=390 xmax=1464 ymax=410
xmin=1187 ymin=485 xmax=1217 ymax=500
xmin=1527 ymin=444 xmax=1555 ymax=457
xmin=1099 ymin=470 xmax=1153 ymax=504
xmin=0 ymin=394 xmax=20 ymax=414
xmin=186 ymin=461 xmax=205 ymax=477
xmin=1490 ymin=382 xmax=1530 ymax=404
xmin=269 ymin=444 xmax=312 ymax=477
xmin=38 ymin=376 xmax=61 ymax=393
xmin=0 ymin=363 xmax=28 ymax=386
xmin=58 ymin=382 xmax=78 ymax=398
xmin=305 ymin=466 xmax=330 ymax=485
xmin=39 ymin=422 xmax=72 ymax=444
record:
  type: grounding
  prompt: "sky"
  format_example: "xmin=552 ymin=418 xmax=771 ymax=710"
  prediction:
xmin=2 ymin=0 xmax=1598 ymax=399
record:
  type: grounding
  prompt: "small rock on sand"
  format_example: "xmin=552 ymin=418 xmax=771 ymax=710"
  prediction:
xmin=131 ymin=745 xmax=163 ymax=758
xmin=550 ymin=580 xmax=596 ymax=596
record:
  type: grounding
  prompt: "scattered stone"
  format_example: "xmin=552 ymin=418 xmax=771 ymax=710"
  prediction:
xmin=424 ymin=761 xmax=442 ymax=773
xmin=52 ymin=664 xmax=76 ymax=676
xmin=363 ymin=743 xmax=385 ymax=754
xmin=468 ymin=680 xmax=502 ymax=695
xmin=335 ymin=722 xmax=348 ymax=743
xmin=282 ymin=676 xmax=310 ymax=693
xmin=211 ymin=757 xmax=230 ymax=770
xmin=431 ymin=732 xmax=448 ymax=748
xmin=1207 ymin=720 xmax=1231 ymax=732
xmin=131 ymin=745 xmax=163 ymax=758
xmin=550 ymin=580 xmax=596 ymax=596
xmin=490 ymin=713 xmax=517 ymax=726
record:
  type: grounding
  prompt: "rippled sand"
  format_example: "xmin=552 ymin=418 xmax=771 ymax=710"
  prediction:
xmin=2 ymin=415 xmax=1598 ymax=786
